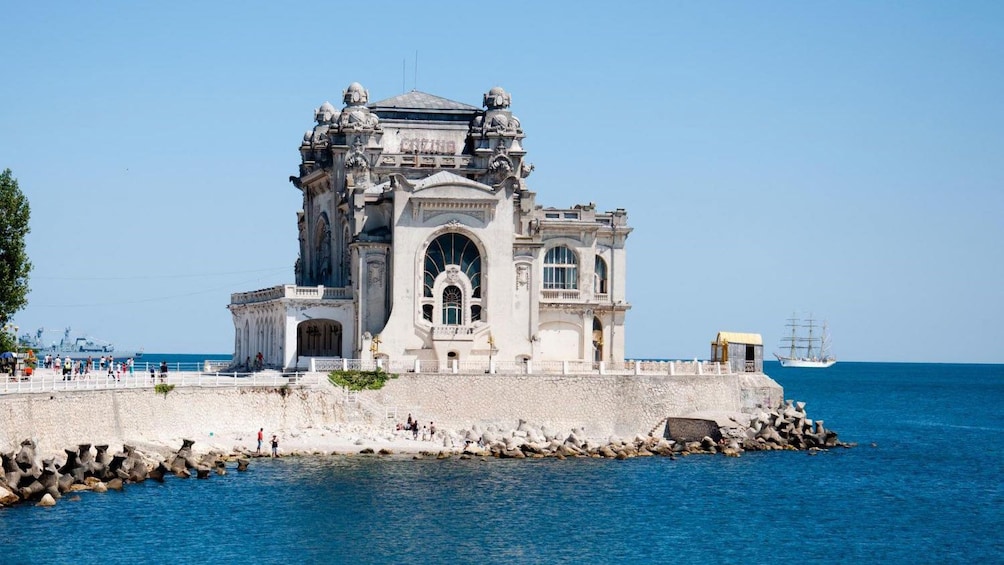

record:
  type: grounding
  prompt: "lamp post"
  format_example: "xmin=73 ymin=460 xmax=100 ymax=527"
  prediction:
xmin=487 ymin=333 xmax=497 ymax=374
xmin=369 ymin=334 xmax=382 ymax=367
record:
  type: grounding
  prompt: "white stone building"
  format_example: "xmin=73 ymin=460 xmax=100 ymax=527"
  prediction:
xmin=228 ymin=83 xmax=631 ymax=370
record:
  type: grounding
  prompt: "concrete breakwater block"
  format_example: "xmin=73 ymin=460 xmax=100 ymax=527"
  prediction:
xmin=663 ymin=418 xmax=723 ymax=443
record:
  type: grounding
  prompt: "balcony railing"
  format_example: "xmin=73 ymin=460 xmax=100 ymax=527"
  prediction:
xmin=231 ymin=285 xmax=353 ymax=305
xmin=540 ymin=289 xmax=581 ymax=302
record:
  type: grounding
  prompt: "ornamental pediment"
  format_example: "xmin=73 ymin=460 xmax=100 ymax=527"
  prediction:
xmin=410 ymin=197 xmax=497 ymax=224
xmin=411 ymin=171 xmax=495 ymax=193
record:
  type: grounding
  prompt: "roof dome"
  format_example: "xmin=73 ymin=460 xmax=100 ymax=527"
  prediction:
xmin=483 ymin=86 xmax=511 ymax=110
xmin=343 ymin=82 xmax=369 ymax=106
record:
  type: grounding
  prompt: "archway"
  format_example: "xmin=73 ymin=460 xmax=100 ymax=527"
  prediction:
xmin=296 ymin=319 xmax=342 ymax=358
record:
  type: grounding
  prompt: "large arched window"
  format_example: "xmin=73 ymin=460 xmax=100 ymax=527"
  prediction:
xmin=544 ymin=246 xmax=578 ymax=290
xmin=422 ymin=232 xmax=483 ymax=325
xmin=594 ymin=255 xmax=608 ymax=295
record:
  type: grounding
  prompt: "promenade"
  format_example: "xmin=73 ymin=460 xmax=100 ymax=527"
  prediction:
xmin=1 ymin=366 xmax=324 ymax=394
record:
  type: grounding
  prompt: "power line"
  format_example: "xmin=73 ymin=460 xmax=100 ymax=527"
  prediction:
xmin=28 ymin=276 xmax=283 ymax=308
xmin=33 ymin=267 xmax=289 ymax=282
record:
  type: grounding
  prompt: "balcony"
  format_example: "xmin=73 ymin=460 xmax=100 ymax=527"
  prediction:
xmin=432 ymin=326 xmax=475 ymax=341
xmin=230 ymin=285 xmax=353 ymax=305
xmin=540 ymin=289 xmax=581 ymax=302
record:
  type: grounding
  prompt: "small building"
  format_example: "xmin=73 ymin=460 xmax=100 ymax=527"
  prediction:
xmin=710 ymin=332 xmax=763 ymax=373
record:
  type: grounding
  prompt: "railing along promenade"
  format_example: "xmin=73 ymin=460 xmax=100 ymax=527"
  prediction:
xmin=1 ymin=369 xmax=324 ymax=395
xmin=2 ymin=358 xmax=747 ymax=396
xmin=310 ymin=358 xmax=741 ymax=377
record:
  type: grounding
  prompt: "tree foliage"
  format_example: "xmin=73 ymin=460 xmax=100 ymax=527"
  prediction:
xmin=0 ymin=168 xmax=32 ymax=350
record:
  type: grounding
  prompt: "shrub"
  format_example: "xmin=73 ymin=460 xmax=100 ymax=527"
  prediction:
xmin=328 ymin=368 xmax=398 ymax=391
xmin=154 ymin=383 xmax=175 ymax=397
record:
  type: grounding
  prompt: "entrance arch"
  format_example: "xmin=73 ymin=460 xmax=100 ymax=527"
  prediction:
xmin=296 ymin=320 xmax=342 ymax=358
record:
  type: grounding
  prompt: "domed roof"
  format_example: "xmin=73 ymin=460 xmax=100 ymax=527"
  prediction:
xmin=488 ymin=86 xmax=506 ymax=96
xmin=318 ymin=101 xmax=336 ymax=113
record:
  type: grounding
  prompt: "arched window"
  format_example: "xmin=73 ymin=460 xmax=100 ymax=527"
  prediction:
xmin=422 ymin=232 xmax=483 ymax=326
xmin=424 ymin=233 xmax=481 ymax=297
xmin=592 ymin=317 xmax=603 ymax=363
xmin=594 ymin=256 xmax=608 ymax=295
xmin=442 ymin=285 xmax=463 ymax=325
xmin=544 ymin=246 xmax=578 ymax=290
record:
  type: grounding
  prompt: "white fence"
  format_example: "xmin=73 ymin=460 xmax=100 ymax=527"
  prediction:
xmin=311 ymin=358 xmax=737 ymax=376
xmin=2 ymin=357 xmax=745 ymax=396
xmin=1 ymin=370 xmax=325 ymax=395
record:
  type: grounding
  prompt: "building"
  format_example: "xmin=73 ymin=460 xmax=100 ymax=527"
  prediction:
xmin=710 ymin=332 xmax=764 ymax=373
xmin=228 ymin=83 xmax=632 ymax=370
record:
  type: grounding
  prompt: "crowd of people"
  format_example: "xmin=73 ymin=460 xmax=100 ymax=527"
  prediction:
xmin=28 ymin=355 xmax=169 ymax=382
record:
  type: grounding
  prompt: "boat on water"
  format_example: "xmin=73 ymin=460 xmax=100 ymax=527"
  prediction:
xmin=774 ymin=314 xmax=836 ymax=368
xmin=17 ymin=327 xmax=144 ymax=360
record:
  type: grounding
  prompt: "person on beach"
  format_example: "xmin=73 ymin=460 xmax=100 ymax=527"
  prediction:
xmin=159 ymin=361 xmax=168 ymax=382
xmin=257 ymin=428 xmax=264 ymax=455
xmin=271 ymin=435 xmax=279 ymax=457
xmin=149 ymin=365 xmax=155 ymax=382
xmin=412 ymin=423 xmax=419 ymax=440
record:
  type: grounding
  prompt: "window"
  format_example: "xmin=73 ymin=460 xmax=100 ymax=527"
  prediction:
xmin=544 ymin=246 xmax=578 ymax=290
xmin=422 ymin=232 xmax=483 ymax=327
xmin=594 ymin=256 xmax=608 ymax=294
xmin=442 ymin=286 xmax=463 ymax=325
xmin=424 ymin=233 xmax=481 ymax=298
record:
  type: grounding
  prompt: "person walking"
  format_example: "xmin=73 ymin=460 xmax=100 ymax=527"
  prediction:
xmin=257 ymin=428 xmax=264 ymax=455
xmin=270 ymin=435 xmax=279 ymax=457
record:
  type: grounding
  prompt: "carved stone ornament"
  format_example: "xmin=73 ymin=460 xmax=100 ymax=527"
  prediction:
xmin=483 ymin=87 xmax=511 ymax=110
xmin=345 ymin=155 xmax=368 ymax=170
xmin=445 ymin=265 xmax=460 ymax=284
xmin=368 ymin=262 xmax=383 ymax=285
xmin=516 ymin=264 xmax=529 ymax=288
xmin=338 ymin=82 xmax=381 ymax=132
xmin=488 ymin=154 xmax=514 ymax=177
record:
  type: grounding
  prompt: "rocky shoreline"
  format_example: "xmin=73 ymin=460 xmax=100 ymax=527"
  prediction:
xmin=0 ymin=438 xmax=250 ymax=509
xmin=2 ymin=398 xmax=852 ymax=510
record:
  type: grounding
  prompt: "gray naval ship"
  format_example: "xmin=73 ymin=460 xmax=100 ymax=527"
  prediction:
xmin=18 ymin=327 xmax=143 ymax=359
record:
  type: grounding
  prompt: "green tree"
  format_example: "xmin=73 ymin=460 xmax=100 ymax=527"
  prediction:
xmin=0 ymin=168 xmax=32 ymax=352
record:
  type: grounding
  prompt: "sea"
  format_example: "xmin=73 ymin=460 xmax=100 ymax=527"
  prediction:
xmin=1 ymin=361 xmax=1001 ymax=564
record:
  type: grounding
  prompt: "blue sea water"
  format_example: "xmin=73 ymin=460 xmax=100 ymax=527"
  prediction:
xmin=1 ymin=361 xmax=1001 ymax=564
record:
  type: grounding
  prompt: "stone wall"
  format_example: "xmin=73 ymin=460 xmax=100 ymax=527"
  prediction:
xmin=0 ymin=372 xmax=782 ymax=456
xmin=363 ymin=371 xmax=783 ymax=438
xmin=0 ymin=386 xmax=346 ymax=457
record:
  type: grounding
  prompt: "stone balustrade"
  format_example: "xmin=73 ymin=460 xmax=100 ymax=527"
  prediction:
xmin=230 ymin=285 xmax=353 ymax=305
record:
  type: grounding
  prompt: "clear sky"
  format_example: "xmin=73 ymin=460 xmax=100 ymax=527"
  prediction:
xmin=2 ymin=2 xmax=1002 ymax=362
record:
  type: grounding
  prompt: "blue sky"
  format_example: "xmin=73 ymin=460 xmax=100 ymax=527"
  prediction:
xmin=2 ymin=2 xmax=1002 ymax=362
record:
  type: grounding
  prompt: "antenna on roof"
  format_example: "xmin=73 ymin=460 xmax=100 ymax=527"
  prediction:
xmin=414 ymin=51 xmax=418 ymax=91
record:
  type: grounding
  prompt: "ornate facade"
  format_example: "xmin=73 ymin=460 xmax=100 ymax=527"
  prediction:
xmin=228 ymin=83 xmax=631 ymax=369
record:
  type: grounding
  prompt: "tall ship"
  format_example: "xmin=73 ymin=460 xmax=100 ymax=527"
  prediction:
xmin=17 ymin=327 xmax=143 ymax=360
xmin=774 ymin=314 xmax=836 ymax=368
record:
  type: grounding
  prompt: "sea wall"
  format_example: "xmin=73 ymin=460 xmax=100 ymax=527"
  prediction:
xmin=0 ymin=372 xmax=783 ymax=456
xmin=0 ymin=386 xmax=347 ymax=457
xmin=365 ymin=372 xmax=783 ymax=438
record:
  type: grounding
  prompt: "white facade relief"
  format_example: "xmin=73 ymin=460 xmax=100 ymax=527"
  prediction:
xmin=229 ymin=84 xmax=632 ymax=370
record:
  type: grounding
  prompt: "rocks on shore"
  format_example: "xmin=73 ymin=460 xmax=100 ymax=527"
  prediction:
xmin=729 ymin=399 xmax=855 ymax=452
xmin=0 ymin=439 xmax=250 ymax=509
xmin=374 ymin=405 xmax=851 ymax=461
